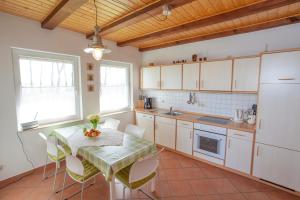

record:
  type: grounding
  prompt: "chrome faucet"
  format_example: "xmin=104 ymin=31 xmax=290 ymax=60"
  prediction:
xmin=169 ymin=106 xmax=173 ymax=114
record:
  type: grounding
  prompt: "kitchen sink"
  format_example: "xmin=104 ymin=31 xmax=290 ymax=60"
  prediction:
xmin=164 ymin=111 xmax=183 ymax=116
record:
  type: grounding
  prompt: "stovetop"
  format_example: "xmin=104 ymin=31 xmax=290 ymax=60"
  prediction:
xmin=197 ymin=116 xmax=231 ymax=125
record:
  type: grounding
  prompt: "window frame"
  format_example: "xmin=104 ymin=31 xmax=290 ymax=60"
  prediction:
xmin=99 ymin=60 xmax=133 ymax=115
xmin=12 ymin=48 xmax=82 ymax=127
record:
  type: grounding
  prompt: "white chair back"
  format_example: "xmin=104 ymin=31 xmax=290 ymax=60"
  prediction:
xmin=39 ymin=132 xmax=47 ymax=141
xmin=125 ymin=124 xmax=145 ymax=138
xmin=39 ymin=132 xmax=58 ymax=157
xmin=102 ymin=118 xmax=120 ymax=130
xmin=129 ymin=154 xmax=159 ymax=184
xmin=66 ymin=155 xmax=84 ymax=176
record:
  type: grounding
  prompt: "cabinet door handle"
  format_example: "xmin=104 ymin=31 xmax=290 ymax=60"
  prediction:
xmin=256 ymin=145 xmax=260 ymax=157
xmin=278 ymin=78 xmax=295 ymax=80
xmin=258 ymin=119 xmax=262 ymax=130
xmin=228 ymin=138 xmax=231 ymax=149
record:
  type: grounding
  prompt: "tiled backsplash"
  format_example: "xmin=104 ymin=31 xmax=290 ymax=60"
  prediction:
xmin=141 ymin=90 xmax=257 ymax=118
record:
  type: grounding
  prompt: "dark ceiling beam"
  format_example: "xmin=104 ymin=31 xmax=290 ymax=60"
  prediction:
xmin=42 ymin=0 xmax=88 ymax=30
xmin=118 ymin=0 xmax=300 ymax=47
xmin=139 ymin=16 xmax=300 ymax=52
xmin=86 ymin=0 xmax=195 ymax=39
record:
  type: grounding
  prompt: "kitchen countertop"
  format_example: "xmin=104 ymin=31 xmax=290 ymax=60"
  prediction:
xmin=135 ymin=108 xmax=256 ymax=133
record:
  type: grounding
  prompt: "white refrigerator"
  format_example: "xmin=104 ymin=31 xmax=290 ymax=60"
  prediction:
xmin=253 ymin=50 xmax=300 ymax=191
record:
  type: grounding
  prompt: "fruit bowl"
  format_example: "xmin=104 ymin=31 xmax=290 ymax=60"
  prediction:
xmin=84 ymin=129 xmax=101 ymax=138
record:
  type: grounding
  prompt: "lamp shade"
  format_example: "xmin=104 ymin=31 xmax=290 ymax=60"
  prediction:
xmin=92 ymin=48 xmax=104 ymax=60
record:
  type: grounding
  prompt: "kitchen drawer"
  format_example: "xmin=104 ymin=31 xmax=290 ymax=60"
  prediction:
xmin=228 ymin=129 xmax=253 ymax=141
xmin=177 ymin=120 xmax=193 ymax=129
xmin=155 ymin=116 xmax=176 ymax=125
xmin=136 ymin=112 xmax=154 ymax=120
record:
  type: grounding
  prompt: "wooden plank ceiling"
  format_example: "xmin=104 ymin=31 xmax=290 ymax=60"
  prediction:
xmin=1 ymin=0 xmax=300 ymax=51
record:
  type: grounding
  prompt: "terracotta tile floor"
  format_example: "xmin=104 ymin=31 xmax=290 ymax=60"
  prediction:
xmin=1 ymin=150 xmax=300 ymax=200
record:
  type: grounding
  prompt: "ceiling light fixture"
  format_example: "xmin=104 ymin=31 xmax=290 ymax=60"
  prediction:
xmin=162 ymin=4 xmax=172 ymax=17
xmin=84 ymin=0 xmax=111 ymax=60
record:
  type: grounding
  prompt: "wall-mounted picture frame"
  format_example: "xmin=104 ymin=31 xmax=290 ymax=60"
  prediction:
xmin=86 ymin=63 xmax=94 ymax=71
xmin=87 ymin=74 xmax=94 ymax=81
xmin=87 ymin=84 xmax=94 ymax=92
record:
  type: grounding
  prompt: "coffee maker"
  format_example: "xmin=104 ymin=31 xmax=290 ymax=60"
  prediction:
xmin=144 ymin=97 xmax=153 ymax=109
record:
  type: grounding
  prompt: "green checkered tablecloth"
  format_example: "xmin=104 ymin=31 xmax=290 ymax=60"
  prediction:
xmin=53 ymin=125 xmax=156 ymax=181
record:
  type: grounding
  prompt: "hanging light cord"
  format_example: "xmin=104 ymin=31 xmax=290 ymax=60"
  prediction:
xmin=94 ymin=0 xmax=98 ymax=26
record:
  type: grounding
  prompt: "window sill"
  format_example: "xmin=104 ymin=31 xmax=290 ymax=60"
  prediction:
xmin=18 ymin=119 xmax=83 ymax=133
xmin=101 ymin=110 xmax=133 ymax=117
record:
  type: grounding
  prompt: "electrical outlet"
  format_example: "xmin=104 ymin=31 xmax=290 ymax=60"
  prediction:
xmin=0 ymin=165 xmax=3 ymax=170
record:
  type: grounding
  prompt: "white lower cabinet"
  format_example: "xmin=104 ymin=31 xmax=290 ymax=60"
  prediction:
xmin=176 ymin=120 xmax=193 ymax=155
xmin=135 ymin=113 xmax=154 ymax=142
xmin=253 ymin=143 xmax=300 ymax=191
xmin=225 ymin=129 xmax=253 ymax=174
xmin=155 ymin=116 xmax=176 ymax=149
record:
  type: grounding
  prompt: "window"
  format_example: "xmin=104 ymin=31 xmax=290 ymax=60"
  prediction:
xmin=12 ymin=48 xmax=81 ymax=126
xmin=100 ymin=60 xmax=132 ymax=114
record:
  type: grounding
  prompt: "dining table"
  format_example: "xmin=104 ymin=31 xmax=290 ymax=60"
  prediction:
xmin=52 ymin=124 xmax=157 ymax=200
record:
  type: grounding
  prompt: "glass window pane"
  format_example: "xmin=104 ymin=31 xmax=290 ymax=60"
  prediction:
xmin=19 ymin=87 xmax=76 ymax=123
xmin=100 ymin=63 xmax=130 ymax=114
xmin=17 ymin=54 xmax=78 ymax=124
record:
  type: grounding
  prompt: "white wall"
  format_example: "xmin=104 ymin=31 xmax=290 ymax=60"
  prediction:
xmin=142 ymin=23 xmax=300 ymax=65
xmin=0 ymin=12 xmax=141 ymax=180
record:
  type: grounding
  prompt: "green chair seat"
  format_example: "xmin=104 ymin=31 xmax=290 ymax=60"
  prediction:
xmin=115 ymin=164 xmax=156 ymax=190
xmin=61 ymin=143 xmax=72 ymax=155
xmin=67 ymin=160 xmax=100 ymax=182
xmin=47 ymin=143 xmax=72 ymax=162
xmin=48 ymin=148 xmax=65 ymax=162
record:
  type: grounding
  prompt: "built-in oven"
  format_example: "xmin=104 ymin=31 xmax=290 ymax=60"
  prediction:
xmin=193 ymin=123 xmax=227 ymax=160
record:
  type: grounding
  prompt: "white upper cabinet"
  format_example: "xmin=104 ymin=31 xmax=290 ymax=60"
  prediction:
xmin=200 ymin=60 xmax=233 ymax=91
xmin=261 ymin=51 xmax=300 ymax=84
xmin=182 ymin=63 xmax=200 ymax=90
xmin=233 ymin=57 xmax=260 ymax=92
xmin=161 ymin=64 xmax=182 ymax=90
xmin=141 ymin=66 xmax=160 ymax=89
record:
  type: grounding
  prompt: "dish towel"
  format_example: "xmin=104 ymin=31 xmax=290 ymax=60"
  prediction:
xmin=66 ymin=128 xmax=124 ymax=156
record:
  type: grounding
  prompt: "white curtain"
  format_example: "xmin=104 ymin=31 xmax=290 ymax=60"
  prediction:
xmin=100 ymin=63 xmax=130 ymax=114
xmin=18 ymin=58 xmax=76 ymax=123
